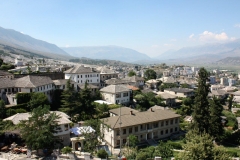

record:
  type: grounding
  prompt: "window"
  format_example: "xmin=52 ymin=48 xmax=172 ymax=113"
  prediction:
xmin=123 ymin=139 xmax=126 ymax=144
xmin=30 ymin=89 xmax=32 ymax=93
xmin=123 ymin=92 xmax=128 ymax=97
xmin=170 ymin=119 xmax=173 ymax=125
xmin=161 ymin=130 xmax=163 ymax=135
xmin=85 ymin=75 xmax=87 ymax=78
xmin=140 ymin=125 xmax=143 ymax=130
xmin=129 ymin=128 xmax=132 ymax=134
xmin=64 ymin=124 xmax=69 ymax=131
xmin=81 ymin=75 xmax=82 ymax=78
xmin=170 ymin=128 xmax=173 ymax=133
xmin=97 ymin=79 xmax=99 ymax=82
xmin=165 ymin=129 xmax=168 ymax=134
xmin=175 ymin=118 xmax=178 ymax=124
xmin=166 ymin=120 xmax=169 ymax=126
xmin=97 ymin=74 xmax=99 ymax=77
xmin=116 ymin=130 xmax=120 ymax=136
xmin=117 ymin=140 xmax=120 ymax=145
xmin=154 ymin=122 xmax=158 ymax=128
xmin=135 ymin=126 xmax=138 ymax=132
xmin=77 ymin=75 xmax=79 ymax=78
xmin=116 ymin=93 xmax=121 ymax=98
xmin=123 ymin=129 xmax=126 ymax=134
xmin=161 ymin=121 xmax=164 ymax=126
xmin=175 ymin=127 xmax=178 ymax=131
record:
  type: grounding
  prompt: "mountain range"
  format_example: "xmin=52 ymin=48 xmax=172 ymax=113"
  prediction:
xmin=1 ymin=26 xmax=240 ymax=65
xmin=61 ymin=46 xmax=151 ymax=63
xmin=156 ymin=40 xmax=240 ymax=64
xmin=0 ymin=26 xmax=69 ymax=57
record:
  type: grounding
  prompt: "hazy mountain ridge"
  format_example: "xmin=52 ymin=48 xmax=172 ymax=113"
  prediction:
xmin=215 ymin=57 xmax=240 ymax=66
xmin=0 ymin=26 xmax=69 ymax=56
xmin=156 ymin=39 xmax=240 ymax=62
xmin=61 ymin=46 xmax=151 ymax=63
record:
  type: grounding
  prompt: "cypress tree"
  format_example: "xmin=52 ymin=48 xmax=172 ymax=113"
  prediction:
xmin=209 ymin=97 xmax=224 ymax=140
xmin=192 ymin=67 xmax=210 ymax=133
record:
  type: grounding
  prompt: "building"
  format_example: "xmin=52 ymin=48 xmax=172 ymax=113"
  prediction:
xmin=220 ymin=77 xmax=228 ymax=86
xmin=0 ymin=70 xmax=14 ymax=79
xmin=164 ymin=88 xmax=194 ymax=98
xmin=0 ymin=75 xmax=54 ymax=105
xmin=209 ymin=76 xmax=216 ymax=84
xmin=228 ymin=78 xmax=236 ymax=86
xmin=122 ymin=76 xmax=145 ymax=88
xmin=96 ymin=66 xmax=118 ymax=87
xmin=64 ymin=65 xmax=100 ymax=86
xmin=101 ymin=108 xmax=180 ymax=148
xmin=53 ymin=79 xmax=78 ymax=90
xmin=156 ymin=92 xmax=177 ymax=107
xmin=100 ymin=85 xmax=131 ymax=105
xmin=3 ymin=111 xmax=72 ymax=146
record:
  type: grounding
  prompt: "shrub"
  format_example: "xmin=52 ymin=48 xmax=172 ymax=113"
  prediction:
xmin=97 ymin=149 xmax=108 ymax=159
xmin=167 ymin=141 xmax=183 ymax=149
xmin=61 ymin=146 xmax=72 ymax=154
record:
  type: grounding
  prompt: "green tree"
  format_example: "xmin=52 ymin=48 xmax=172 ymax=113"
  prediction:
xmin=97 ymin=149 xmax=108 ymax=159
xmin=0 ymin=58 xmax=3 ymax=66
xmin=79 ymin=81 xmax=96 ymax=120
xmin=0 ymin=100 xmax=6 ymax=119
xmin=192 ymin=68 xmax=210 ymax=134
xmin=154 ymin=141 xmax=173 ymax=159
xmin=228 ymin=94 xmax=234 ymax=111
xmin=209 ymin=97 xmax=224 ymax=140
xmin=177 ymin=130 xmax=230 ymax=160
xmin=144 ymin=69 xmax=157 ymax=80
xmin=127 ymin=135 xmax=139 ymax=147
xmin=28 ymin=92 xmax=49 ymax=111
xmin=128 ymin=70 xmax=136 ymax=77
xmin=59 ymin=79 xmax=79 ymax=117
xmin=19 ymin=105 xmax=62 ymax=150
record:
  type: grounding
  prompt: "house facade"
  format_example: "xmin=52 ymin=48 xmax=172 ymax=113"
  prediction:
xmin=64 ymin=65 xmax=100 ymax=86
xmin=0 ymin=75 xmax=54 ymax=105
xmin=100 ymin=85 xmax=131 ymax=104
xmin=101 ymin=109 xmax=180 ymax=148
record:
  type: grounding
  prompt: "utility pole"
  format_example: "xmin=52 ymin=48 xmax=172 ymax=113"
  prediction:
xmin=119 ymin=104 xmax=122 ymax=159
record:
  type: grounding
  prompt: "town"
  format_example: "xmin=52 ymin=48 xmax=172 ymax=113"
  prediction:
xmin=1 ymin=53 xmax=240 ymax=160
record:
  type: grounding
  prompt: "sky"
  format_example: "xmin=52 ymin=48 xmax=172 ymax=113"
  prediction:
xmin=0 ymin=0 xmax=240 ymax=57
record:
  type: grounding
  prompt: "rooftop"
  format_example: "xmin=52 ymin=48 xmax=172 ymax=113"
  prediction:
xmin=100 ymin=85 xmax=130 ymax=93
xmin=109 ymin=107 xmax=139 ymax=116
xmin=64 ymin=65 xmax=99 ymax=74
xmin=102 ymin=109 xmax=180 ymax=129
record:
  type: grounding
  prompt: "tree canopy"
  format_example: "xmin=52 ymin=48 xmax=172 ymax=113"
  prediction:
xmin=128 ymin=70 xmax=136 ymax=77
xmin=144 ymin=69 xmax=157 ymax=80
xmin=19 ymin=105 xmax=62 ymax=150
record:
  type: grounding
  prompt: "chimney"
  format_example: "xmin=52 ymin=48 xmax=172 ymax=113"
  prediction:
xmin=130 ymin=110 xmax=133 ymax=115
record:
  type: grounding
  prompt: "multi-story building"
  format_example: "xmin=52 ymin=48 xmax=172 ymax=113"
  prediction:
xmin=100 ymin=85 xmax=131 ymax=105
xmin=209 ymin=76 xmax=216 ymax=84
xmin=97 ymin=66 xmax=118 ymax=87
xmin=3 ymin=111 xmax=72 ymax=146
xmin=220 ymin=77 xmax=228 ymax=86
xmin=64 ymin=65 xmax=100 ymax=86
xmin=101 ymin=108 xmax=180 ymax=148
xmin=0 ymin=75 xmax=54 ymax=105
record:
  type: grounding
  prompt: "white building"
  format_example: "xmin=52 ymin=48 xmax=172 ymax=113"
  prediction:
xmin=64 ymin=65 xmax=100 ymax=86
xmin=0 ymin=75 xmax=54 ymax=105
xmin=220 ymin=77 xmax=228 ymax=86
xmin=228 ymin=78 xmax=236 ymax=86
xmin=100 ymin=85 xmax=131 ymax=105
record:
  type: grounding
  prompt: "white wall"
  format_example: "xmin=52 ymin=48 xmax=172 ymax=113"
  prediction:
xmin=65 ymin=73 xmax=100 ymax=85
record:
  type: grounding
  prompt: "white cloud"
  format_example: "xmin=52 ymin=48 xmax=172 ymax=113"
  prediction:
xmin=199 ymin=31 xmax=229 ymax=41
xmin=65 ymin=44 xmax=70 ymax=47
xmin=189 ymin=34 xmax=194 ymax=39
xmin=234 ymin=24 xmax=240 ymax=28
xmin=163 ymin=43 xmax=172 ymax=47
xmin=20 ymin=31 xmax=24 ymax=34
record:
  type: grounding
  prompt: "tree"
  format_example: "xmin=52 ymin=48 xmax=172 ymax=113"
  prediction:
xmin=228 ymin=94 xmax=234 ymax=111
xmin=59 ymin=79 xmax=80 ymax=117
xmin=128 ymin=135 xmax=139 ymax=147
xmin=209 ymin=97 xmax=224 ymax=140
xmin=191 ymin=68 xmax=210 ymax=134
xmin=144 ymin=69 xmax=157 ymax=80
xmin=128 ymin=70 xmax=136 ymax=77
xmin=97 ymin=149 xmax=108 ymax=159
xmin=0 ymin=100 xmax=6 ymax=119
xmin=154 ymin=141 xmax=173 ymax=159
xmin=0 ymin=58 xmax=3 ymax=66
xmin=79 ymin=81 xmax=96 ymax=120
xmin=177 ymin=130 xmax=230 ymax=160
xmin=28 ymin=92 xmax=49 ymax=111
xmin=19 ymin=105 xmax=62 ymax=150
